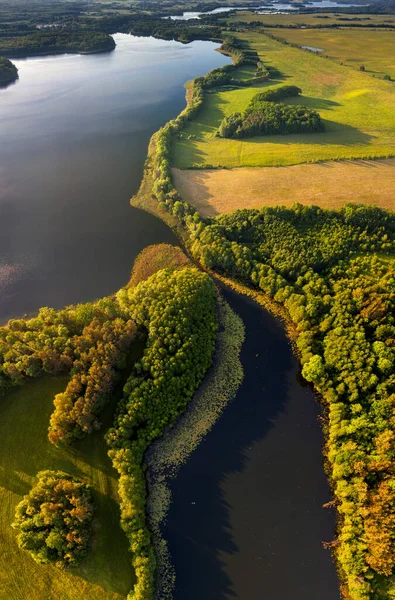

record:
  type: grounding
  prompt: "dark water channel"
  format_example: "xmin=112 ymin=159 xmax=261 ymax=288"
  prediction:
xmin=164 ymin=288 xmax=340 ymax=600
xmin=0 ymin=34 xmax=230 ymax=323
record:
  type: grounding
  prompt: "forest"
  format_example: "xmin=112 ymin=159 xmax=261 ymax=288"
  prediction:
xmin=146 ymin=60 xmax=395 ymax=595
xmin=154 ymin=174 xmax=395 ymax=599
xmin=0 ymin=29 xmax=115 ymax=57
xmin=0 ymin=258 xmax=217 ymax=600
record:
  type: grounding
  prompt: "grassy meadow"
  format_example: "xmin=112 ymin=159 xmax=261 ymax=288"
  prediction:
xmin=225 ymin=10 xmax=395 ymax=27
xmin=0 ymin=377 xmax=134 ymax=600
xmin=270 ymin=28 xmax=395 ymax=78
xmin=171 ymin=32 xmax=395 ymax=168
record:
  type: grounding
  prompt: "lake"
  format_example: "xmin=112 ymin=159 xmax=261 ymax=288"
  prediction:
xmin=167 ymin=1 xmax=361 ymax=19
xmin=0 ymin=34 xmax=230 ymax=323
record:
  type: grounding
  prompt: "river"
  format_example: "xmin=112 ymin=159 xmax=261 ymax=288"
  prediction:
xmin=164 ymin=289 xmax=340 ymax=599
xmin=0 ymin=32 xmax=340 ymax=599
xmin=0 ymin=33 xmax=230 ymax=323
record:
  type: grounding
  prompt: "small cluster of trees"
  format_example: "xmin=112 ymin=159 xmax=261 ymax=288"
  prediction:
xmin=217 ymin=85 xmax=325 ymax=138
xmin=12 ymin=470 xmax=94 ymax=568
xmin=0 ymin=56 xmax=18 ymax=83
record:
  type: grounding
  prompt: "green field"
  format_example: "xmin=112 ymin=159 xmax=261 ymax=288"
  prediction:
xmin=172 ymin=32 xmax=395 ymax=168
xmin=0 ymin=378 xmax=134 ymax=600
xmin=225 ymin=10 xmax=395 ymax=27
xmin=270 ymin=28 xmax=395 ymax=78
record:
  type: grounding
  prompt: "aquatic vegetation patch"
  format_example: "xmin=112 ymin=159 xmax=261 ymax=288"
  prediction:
xmin=146 ymin=296 xmax=244 ymax=599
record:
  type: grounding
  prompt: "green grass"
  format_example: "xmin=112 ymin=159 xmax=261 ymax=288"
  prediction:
xmin=0 ymin=377 xmax=135 ymax=600
xmin=270 ymin=28 xmax=395 ymax=79
xmin=172 ymin=32 xmax=395 ymax=168
xmin=225 ymin=10 xmax=395 ymax=27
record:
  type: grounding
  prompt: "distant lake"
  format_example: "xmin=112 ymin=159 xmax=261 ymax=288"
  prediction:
xmin=167 ymin=1 xmax=362 ymax=19
xmin=0 ymin=34 xmax=230 ymax=322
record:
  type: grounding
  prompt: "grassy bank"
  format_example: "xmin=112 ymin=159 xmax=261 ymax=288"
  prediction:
xmin=0 ymin=377 xmax=134 ymax=600
xmin=171 ymin=32 xmax=395 ymax=168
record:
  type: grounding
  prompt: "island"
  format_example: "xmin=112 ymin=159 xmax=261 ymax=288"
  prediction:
xmin=0 ymin=57 xmax=18 ymax=84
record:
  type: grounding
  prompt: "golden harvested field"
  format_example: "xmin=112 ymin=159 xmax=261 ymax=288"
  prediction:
xmin=172 ymin=159 xmax=395 ymax=216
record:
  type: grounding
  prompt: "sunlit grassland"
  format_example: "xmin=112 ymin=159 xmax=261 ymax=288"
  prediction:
xmin=270 ymin=28 xmax=395 ymax=78
xmin=224 ymin=10 xmax=395 ymax=27
xmin=0 ymin=377 xmax=134 ymax=600
xmin=171 ymin=32 xmax=395 ymax=168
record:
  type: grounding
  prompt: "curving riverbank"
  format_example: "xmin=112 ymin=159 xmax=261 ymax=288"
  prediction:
xmin=132 ymin=38 xmax=341 ymax=600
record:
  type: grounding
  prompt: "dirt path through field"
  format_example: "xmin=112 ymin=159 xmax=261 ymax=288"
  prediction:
xmin=172 ymin=159 xmax=395 ymax=216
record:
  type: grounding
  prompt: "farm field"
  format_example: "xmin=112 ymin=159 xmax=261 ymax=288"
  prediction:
xmin=0 ymin=377 xmax=134 ymax=600
xmin=172 ymin=159 xmax=395 ymax=216
xmin=225 ymin=10 xmax=395 ymax=27
xmin=171 ymin=32 xmax=395 ymax=168
xmin=270 ymin=28 xmax=395 ymax=78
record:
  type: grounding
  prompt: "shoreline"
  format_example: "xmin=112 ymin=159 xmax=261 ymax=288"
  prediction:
xmin=131 ymin=33 xmax=346 ymax=598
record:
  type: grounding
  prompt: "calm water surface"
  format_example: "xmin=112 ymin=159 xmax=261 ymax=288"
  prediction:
xmin=165 ymin=289 xmax=340 ymax=600
xmin=168 ymin=1 xmax=361 ymax=19
xmin=0 ymin=34 xmax=230 ymax=322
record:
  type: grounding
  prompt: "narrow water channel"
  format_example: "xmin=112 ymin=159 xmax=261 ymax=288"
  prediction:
xmin=164 ymin=288 xmax=340 ymax=600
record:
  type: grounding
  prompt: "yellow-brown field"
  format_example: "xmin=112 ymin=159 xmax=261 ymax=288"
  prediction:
xmin=172 ymin=159 xmax=395 ymax=216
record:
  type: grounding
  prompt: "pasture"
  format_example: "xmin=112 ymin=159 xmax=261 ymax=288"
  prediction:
xmin=270 ymin=28 xmax=395 ymax=78
xmin=0 ymin=377 xmax=134 ymax=600
xmin=171 ymin=32 xmax=395 ymax=168
xmin=172 ymin=159 xmax=395 ymax=216
xmin=224 ymin=10 xmax=395 ymax=27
